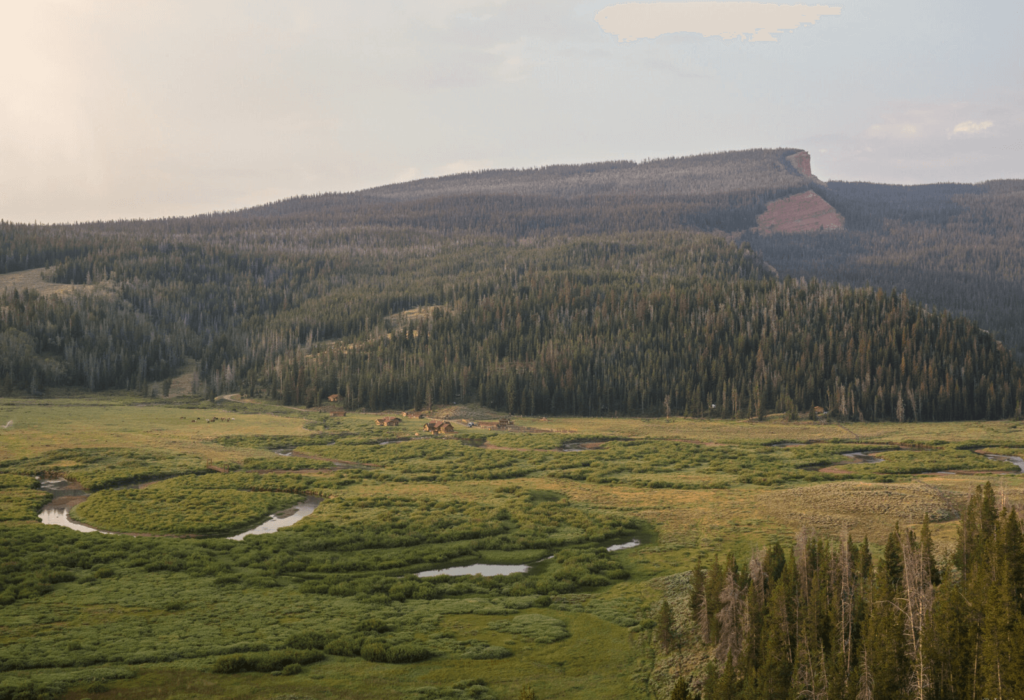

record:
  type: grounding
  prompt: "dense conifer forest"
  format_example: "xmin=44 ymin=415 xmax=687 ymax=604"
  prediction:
xmin=744 ymin=179 xmax=1024 ymax=355
xmin=683 ymin=484 xmax=1024 ymax=700
xmin=2 ymin=148 xmax=1023 ymax=421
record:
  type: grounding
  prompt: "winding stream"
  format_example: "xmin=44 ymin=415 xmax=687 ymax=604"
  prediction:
xmin=228 ymin=497 xmax=322 ymax=540
xmin=35 ymin=477 xmax=321 ymax=539
xmin=984 ymin=454 xmax=1024 ymax=473
xmin=37 ymin=478 xmax=98 ymax=533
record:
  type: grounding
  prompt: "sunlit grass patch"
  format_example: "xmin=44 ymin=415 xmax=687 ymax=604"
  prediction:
xmin=759 ymin=481 xmax=963 ymax=540
xmin=72 ymin=481 xmax=303 ymax=535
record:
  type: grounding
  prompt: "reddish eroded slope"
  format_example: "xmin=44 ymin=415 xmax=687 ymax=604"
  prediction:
xmin=757 ymin=190 xmax=845 ymax=233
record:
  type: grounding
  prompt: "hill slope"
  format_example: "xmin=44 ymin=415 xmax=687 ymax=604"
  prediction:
xmin=1 ymin=149 xmax=1022 ymax=420
xmin=742 ymin=179 xmax=1024 ymax=354
xmin=227 ymin=148 xmax=814 ymax=235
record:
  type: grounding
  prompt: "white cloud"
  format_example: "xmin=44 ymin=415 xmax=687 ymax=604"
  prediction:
xmin=952 ymin=120 xmax=994 ymax=135
xmin=595 ymin=2 xmax=842 ymax=43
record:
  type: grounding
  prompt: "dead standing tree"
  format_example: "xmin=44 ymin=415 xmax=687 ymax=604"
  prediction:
xmin=715 ymin=570 xmax=747 ymax=666
xmin=897 ymin=528 xmax=934 ymax=700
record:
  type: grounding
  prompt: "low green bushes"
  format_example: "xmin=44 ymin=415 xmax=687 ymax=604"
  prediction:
xmin=466 ymin=645 xmax=513 ymax=659
xmin=211 ymin=649 xmax=324 ymax=673
xmin=0 ymin=488 xmax=51 ymax=522
xmin=324 ymin=637 xmax=362 ymax=657
xmin=359 ymin=641 xmax=432 ymax=664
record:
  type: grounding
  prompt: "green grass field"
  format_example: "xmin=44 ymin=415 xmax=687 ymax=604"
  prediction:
xmin=2 ymin=396 xmax=1023 ymax=699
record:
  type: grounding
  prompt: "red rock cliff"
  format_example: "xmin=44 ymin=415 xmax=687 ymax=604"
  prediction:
xmin=786 ymin=150 xmax=813 ymax=178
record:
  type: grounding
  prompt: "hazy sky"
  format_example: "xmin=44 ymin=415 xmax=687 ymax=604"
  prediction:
xmin=2 ymin=0 xmax=1021 ymax=223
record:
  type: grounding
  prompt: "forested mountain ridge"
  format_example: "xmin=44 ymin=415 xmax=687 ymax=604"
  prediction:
xmin=2 ymin=148 xmax=1023 ymax=420
xmin=246 ymin=148 xmax=811 ymax=207
xmin=744 ymin=177 xmax=1024 ymax=354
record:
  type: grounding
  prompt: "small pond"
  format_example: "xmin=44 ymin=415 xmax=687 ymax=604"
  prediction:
xmin=416 ymin=563 xmax=531 ymax=578
xmin=416 ymin=538 xmax=644 ymax=578
xmin=606 ymin=539 xmax=641 ymax=552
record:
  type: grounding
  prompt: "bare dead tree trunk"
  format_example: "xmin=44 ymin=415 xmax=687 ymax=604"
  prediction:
xmin=838 ymin=531 xmax=855 ymax=679
xmin=856 ymin=648 xmax=874 ymax=700
xmin=898 ymin=527 xmax=934 ymax=700
xmin=699 ymin=589 xmax=711 ymax=645
xmin=715 ymin=570 xmax=747 ymax=666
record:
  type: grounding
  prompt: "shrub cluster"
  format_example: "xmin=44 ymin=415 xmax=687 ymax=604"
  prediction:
xmin=211 ymin=649 xmax=324 ymax=674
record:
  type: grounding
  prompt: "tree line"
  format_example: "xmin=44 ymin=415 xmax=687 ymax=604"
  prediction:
xmin=2 ymin=150 xmax=1023 ymax=419
xmin=678 ymin=483 xmax=1023 ymax=700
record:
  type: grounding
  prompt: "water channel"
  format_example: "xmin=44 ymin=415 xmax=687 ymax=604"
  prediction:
xmin=228 ymin=497 xmax=322 ymax=540
xmin=984 ymin=454 xmax=1024 ymax=473
xmin=35 ymin=476 xmax=322 ymax=539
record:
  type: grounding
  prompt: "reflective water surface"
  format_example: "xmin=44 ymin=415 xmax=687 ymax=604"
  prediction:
xmin=228 ymin=496 xmax=322 ymax=541
xmin=416 ymin=538 xmax=644 ymax=577
xmin=984 ymin=454 xmax=1024 ymax=473
xmin=36 ymin=476 xmax=322 ymax=539
xmin=37 ymin=478 xmax=99 ymax=533
xmin=416 ymin=563 xmax=531 ymax=578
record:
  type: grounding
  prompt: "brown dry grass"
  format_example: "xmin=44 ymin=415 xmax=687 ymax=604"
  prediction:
xmin=0 ymin=268 xmax=80 ymax=296
xmin=761 ymin=482 xmax=963 ymax=541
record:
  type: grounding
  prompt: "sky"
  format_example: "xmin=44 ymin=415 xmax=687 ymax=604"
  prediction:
xmin=1 ymin=0 xmax=1021 ymax=223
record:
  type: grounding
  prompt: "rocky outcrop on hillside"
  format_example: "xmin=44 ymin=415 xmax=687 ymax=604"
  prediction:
xmin=786 ymin=150 xmax=813 ymax=178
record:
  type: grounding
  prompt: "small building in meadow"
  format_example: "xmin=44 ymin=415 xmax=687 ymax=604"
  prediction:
xmin=424 ymin=420 xmax=455 ymax=435
xmin=375 ymin=417 xmax=402 ymax=427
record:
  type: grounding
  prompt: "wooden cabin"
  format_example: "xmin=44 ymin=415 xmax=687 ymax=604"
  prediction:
xmin=328 ymin=394 xmax=340 ymax=402
xmin=375 ymin=417 xmax=402 ymax=427
xmin=424 ymin=420 xmax=455 ymax=435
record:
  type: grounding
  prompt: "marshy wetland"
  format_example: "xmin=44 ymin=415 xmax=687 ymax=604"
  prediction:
xmin=2 ymin=396 xmax=1024 ymax=699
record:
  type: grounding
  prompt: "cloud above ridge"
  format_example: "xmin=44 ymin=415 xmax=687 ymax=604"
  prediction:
xmin=595 ymin=2 xmax=842 ymax=42
xmin=952 ymin=120 xmax=994 ymax=135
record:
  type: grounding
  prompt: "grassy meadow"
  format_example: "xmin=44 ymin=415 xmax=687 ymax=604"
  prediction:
xmin=2 ymin=395 xmax=1023 ymax=699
